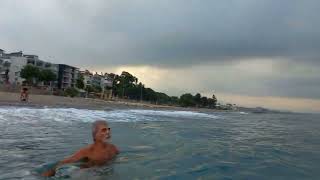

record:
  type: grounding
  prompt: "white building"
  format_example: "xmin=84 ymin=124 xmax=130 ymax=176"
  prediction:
xmin=24 ymin=54 xmax=59 ymax=87
xmin=0 ymin=50 xmax=27 ymax=85
xmin=80 ymin=70 xmax=113 ymax=89
xmin=103 ymin=73 xmax=113 ymax=88
xmin=8 ymin=56 xmax=27 ymax=85
xmin=80 ymin=70 xmax=93 ymax=88
xmin=92 ymin=73 xmax=103 ymax=88
xmin=92 ymin=72 xmax=113 ymax=89
xmin=24 ymin=54 xmax=58 ymax=73
xmin=0 ymin=58 xmax=11 ymax=84
xmin=0 ymin=49 xmax=59 ymax=86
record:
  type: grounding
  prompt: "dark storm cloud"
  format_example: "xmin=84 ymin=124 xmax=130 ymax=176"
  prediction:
xmin=1 ymin=0 xmax=320 ymax=67
xmin=87 ymin=0 xmax=320 ymax=66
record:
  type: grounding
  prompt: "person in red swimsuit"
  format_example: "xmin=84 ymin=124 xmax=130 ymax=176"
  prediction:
xmin=20 ymin=87 xmax=29 ymax=102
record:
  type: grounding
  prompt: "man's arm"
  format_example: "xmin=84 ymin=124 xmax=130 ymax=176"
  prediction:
xmin=41 ymin=148 xmax=89 ymax=177
xmin=60 ymin=148 xmax=89 ymax=164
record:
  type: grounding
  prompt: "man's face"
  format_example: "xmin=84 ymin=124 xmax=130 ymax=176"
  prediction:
xmin=95 ymin=124 xmax=111 ymax=142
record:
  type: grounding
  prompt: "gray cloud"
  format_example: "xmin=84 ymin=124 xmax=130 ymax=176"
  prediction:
xmin=1 ymin=0 xmax=320 ymax=67
xmin=267 ymin=77 xmax=320 ymax=99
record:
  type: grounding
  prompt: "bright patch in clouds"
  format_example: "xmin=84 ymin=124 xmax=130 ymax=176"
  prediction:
xmin=209 ymin=93 xmax=320 ymax=113
xmin=93 ymin=60 xmax=320 ymax=113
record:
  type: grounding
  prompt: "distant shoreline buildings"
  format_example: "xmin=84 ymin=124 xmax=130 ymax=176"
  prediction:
xmin=0 ymin=48 xmax=229 ymax=110
xmin=0 ymin=48 xmax=113 ymax=94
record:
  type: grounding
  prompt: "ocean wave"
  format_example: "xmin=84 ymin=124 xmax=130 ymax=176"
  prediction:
xmin=0 ymin=107 xmax=219 ymax=123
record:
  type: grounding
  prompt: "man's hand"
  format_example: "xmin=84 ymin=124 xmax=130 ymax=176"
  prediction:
xmin=41 ymin=169 xmax=56 ymax=177
xmin=41 ymin=148 xmax=88 ymax=177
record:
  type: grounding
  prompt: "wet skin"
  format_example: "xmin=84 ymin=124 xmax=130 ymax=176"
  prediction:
xmin=42 ymin=123 xmax=119 ymax=177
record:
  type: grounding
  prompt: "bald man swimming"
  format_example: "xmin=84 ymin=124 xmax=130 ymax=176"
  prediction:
xmin=42 ymin=120 xmax=119 ymax=177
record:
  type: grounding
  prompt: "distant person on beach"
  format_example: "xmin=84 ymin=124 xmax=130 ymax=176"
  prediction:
xmin=41 ymin=120 xmax=119 ymax=177
xmin=20 ymin=87 xmax=29 ymax=102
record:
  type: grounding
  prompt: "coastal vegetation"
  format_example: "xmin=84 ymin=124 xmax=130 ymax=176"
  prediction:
xmin=76 ymin=74 xmax=85 ymax=89
xmin=19 ymin=65 xmax=218 ymax=109
xmin=64 ymin=87 xmax=79 ymax=97
xmin=20 ymin=65 xmax=56 ymax=86
xmin=111 ymin=71 xmax=217 ymax=108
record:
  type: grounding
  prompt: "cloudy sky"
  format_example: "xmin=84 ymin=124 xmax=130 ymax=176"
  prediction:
xmin=1 ymin=0 xmax=320 ymax=112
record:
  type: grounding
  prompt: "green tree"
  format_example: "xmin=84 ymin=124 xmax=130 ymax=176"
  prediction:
xmin=96 ymin=85 xmax=102 ymax=92
xmin=200 ymin=96 xmax=208 ymax=107
xmin=76 ymin=74 xmax=85 ymax=89
xmin=211 ymin=94 xmax=217 ymax=108
xmin=20 ymin=65 xmax=40 ymax=85
xmin=179 ymin=93 xmax=196 ymax=107
xmin=125 ymin=86 xmax=140 ymax=100
xmin=64 ymin=87 xmax=79 ymax=97
xmin=156 ymin=92 xmax=170 ymax=104
xmin=138 ymin=82 xmax=144 ymax=101
xmin=85 ymin=85 xmax=95 ymax=93
xmin=144 ymin=88 xmax=157 ymax=102
xmin=39 ymin=69 xmax=57 ymax=85
xmin=120 ymin=71 xmax=138 ymax=85
xmin=169 ymin=96 xmax=179 ymax=105
xmin=207 ymin=98 xmax=216 ymax=109
xmin=113 ymin=71 xmax=138 ymax=98
xmin=104 ymin=71 xmax=220 ymax=108
xmin=85 ymin=84 xmax=102 ymax=93
xmin=193 ymin=93 xmax=202 ymax=107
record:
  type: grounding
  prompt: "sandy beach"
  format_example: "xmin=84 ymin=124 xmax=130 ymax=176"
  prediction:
xmin=0 ymin=91 xmax=202 ymax=111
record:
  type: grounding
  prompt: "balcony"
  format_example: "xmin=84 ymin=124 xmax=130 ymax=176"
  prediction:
xmin=44 ymin=63 xmax=51 ymax=68
xmin=63 ymin=69 xmax=72 ymax=73
xmin=27 ymin=60 xmax=35 ymax=65
xmin=36 ymin=61 xmax=43 ymax=67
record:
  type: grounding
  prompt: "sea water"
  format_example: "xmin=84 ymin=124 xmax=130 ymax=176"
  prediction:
xmin=0 ymin=106 xmax=320 ymax=179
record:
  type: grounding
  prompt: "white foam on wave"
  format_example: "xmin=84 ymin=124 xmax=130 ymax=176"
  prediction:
xmin=0 ymin=107 xmax=219 ymax=123
xmin=128 ymin=109 xmax=218 ymax=119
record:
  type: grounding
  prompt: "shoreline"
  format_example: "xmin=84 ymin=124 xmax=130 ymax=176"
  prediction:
xmin=0 ymin=92 xmax=229 ymax=113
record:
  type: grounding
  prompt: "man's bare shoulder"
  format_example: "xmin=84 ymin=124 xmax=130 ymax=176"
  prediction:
xmin=108 ymin=143 xmax=120 ymax=154
xmin=77 ymin=144 xmax=94 ymax=155
xmin=85 ymin=144 xmax=96 ymax=151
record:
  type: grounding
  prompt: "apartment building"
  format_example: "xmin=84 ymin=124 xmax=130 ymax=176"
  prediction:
xmin=0 ymin=49 xmax=60 ymax=85
xmin=80 ymin=70 xmax=93 ymax=88
xmin=0 ymin=50 xmax=27 ymax=85
xmin=57 ymin=64 xmax=79 ymax=90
